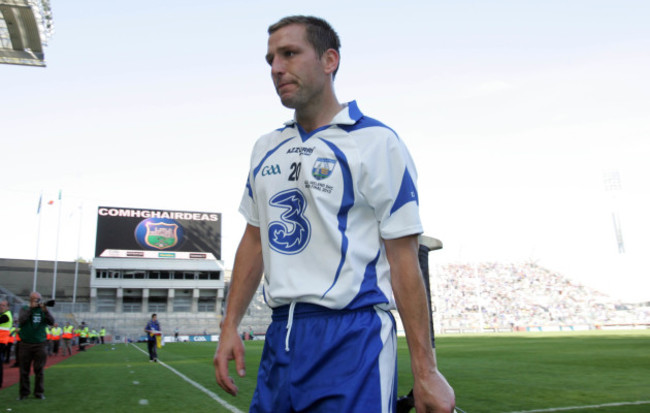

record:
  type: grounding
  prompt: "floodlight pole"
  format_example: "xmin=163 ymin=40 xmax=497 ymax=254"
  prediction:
xmin=33 ymin=192 xmax=43 ymax=291
xmin=73 ymin=204 xmax=83 ymax=305
xmin=52 ymin=190 xmax=62 ymax=299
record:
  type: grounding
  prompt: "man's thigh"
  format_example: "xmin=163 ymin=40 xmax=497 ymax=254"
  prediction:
xmin=252 ymin=306 xmax=397 ymax=413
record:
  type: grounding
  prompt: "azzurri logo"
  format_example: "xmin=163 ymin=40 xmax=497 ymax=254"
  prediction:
xmin=135 ymin=218 xmax=185 ymax=250
xmin=268 ymin=189 xmax=311 ymax=255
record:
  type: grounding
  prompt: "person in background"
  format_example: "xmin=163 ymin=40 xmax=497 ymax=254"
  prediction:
xmin=50 ymin=323 xmax=62 ymax=356
xmin=61 ymin=321 xmax=74 ymax=356
xmin=45 ymin=325 xmax=52 ymax=355
xmin=4 ymin=323 xmax=16 ymax=363
xmin=78 ymin=322 xmax=89 ymax=351
xmin=90 ymin=328 xmax=98 ymax=344
xmin=144 ymin=314 xmax=161 ymax=362
xmin=73 ymin=323 xmax=81 ymax=348
xmin=11 ymin=322 xmax=20 ymax=367
xmin=17 ymin=291 xmax=54 ymax=400
xmin=100 ymin=326 xmax=106 ymax=344
xmin=0 ymin=298 xmax=12 ymax=388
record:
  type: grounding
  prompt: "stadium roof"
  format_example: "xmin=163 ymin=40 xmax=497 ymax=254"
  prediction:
xmin=0 ymin=0 xmax=53 ymax=67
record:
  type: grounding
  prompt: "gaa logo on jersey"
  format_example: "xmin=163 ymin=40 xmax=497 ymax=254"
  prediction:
xmin=312 ymin=157 xmax=337 ymax=180
xmin=135 ymin=218 xmax=185 ymax=250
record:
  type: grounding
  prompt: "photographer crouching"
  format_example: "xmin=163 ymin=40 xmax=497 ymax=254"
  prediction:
xmin=17 ymin=291 xmax=54 ymax=400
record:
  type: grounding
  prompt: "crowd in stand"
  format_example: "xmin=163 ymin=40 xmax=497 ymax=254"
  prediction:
xmin=432 ymin=262 xmax=649 ymax=330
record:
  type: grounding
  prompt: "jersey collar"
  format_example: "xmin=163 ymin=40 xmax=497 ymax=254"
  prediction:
xmin=283 ymin=100 xmax=363 ymax=128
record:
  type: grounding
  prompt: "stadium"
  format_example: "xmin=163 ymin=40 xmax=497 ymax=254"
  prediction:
xmin=1 ymin=203 xmax=647 ymax=345
xmin=2 ymin=1 xmax=649 ymax=412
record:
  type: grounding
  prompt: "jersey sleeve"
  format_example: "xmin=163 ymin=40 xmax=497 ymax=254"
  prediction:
xmin=238 ymin=138 xmax=264 ymax=227
xmin=238 ymin=173 xmax=259 ymax=227
xmin=358 ymin=129 xmax=423 ymax=239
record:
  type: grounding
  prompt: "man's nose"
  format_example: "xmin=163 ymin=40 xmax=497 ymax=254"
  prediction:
xmin=271 ymin=57 xmax=285 ymax=76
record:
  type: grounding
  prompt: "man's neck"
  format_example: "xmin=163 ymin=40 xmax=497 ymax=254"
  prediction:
xmin=295 ymin=93 xmax=343 ymax=133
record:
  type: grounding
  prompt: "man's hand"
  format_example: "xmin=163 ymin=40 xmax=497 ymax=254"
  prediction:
xmin=214 ymin=325 xmax=247 ymax=396
xmin=413 ymin=368 xmax=455 ymax=412
xmin=214 ymin=224 xmax=264 ymax=396
xmin=385 ymin=235 xmax=456 ymax=412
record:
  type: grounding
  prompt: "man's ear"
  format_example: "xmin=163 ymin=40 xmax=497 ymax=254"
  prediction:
xmin=321 ymin=48 xmax=340 ymax=76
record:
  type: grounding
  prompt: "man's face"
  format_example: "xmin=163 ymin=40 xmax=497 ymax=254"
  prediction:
xmin=266 ymin=24 xmax=329 ymax=109
xmin=0 ymin=301 xmax=7 ymax=312
xmin=30 ymin=292 xmax=42 ymax=306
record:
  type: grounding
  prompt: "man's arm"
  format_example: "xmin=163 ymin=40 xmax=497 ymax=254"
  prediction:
xmin=17 ymin=306 xmax=30 ymax=325
xmin=385 ymin=235 xmax=455 ymax=413
xmin=43 ymin=307 xmax=54 ymax=325
xmin=214 ymin=224 xmax=264 ymax=396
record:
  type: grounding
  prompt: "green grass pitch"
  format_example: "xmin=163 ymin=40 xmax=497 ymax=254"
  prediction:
xmin=1 ymin=330 xmax=648 ymax=412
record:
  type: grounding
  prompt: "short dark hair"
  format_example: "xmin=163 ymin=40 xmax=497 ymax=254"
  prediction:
xmin=151 ymin=313 xmax=157 ymax=318
xmin=268 ymin=15 xmax=341 ymax=77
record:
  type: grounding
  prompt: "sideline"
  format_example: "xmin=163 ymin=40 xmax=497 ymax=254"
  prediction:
xmin=130 ymin=343 xmax=243 ymax=413
xmin=504 ymin=400 xmax=650 ymax=413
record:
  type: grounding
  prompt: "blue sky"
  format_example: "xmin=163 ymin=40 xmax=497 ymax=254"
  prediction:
xmin=1 ymin=1 xmax=649 ymax=300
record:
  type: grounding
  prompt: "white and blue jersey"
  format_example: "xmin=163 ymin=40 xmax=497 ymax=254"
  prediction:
xmin=239 ymin=100 xmax=422 ymax=311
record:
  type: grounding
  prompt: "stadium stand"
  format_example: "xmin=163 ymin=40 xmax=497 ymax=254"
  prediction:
xmin=1 ymin=258 xmax=647 ymax=343
xmin=430 ymin=262 xmax=649 ymax=333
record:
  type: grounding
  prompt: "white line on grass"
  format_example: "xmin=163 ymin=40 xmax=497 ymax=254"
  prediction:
xmin=504 ymin=400 xmax=650 ymax=413
xmin=131 ymin=343 xmax=244 ymax=413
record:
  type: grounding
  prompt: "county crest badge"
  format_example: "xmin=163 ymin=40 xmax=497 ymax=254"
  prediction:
xmin=312 ymin=157 xmax=337 ymax=180
xmin=135 ymin=218 xmax=184 ymax=250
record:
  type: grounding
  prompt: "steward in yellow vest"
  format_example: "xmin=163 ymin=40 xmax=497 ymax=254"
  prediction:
xmin=50 ymin=323 xmax=62 ymax=356
xmin=0 ymin=299 xmax=12 ymax=387
xmin=78 ymin=323 xmax=89 ymax=351
xmin=62 ymin=322 xmax=74 ymax=356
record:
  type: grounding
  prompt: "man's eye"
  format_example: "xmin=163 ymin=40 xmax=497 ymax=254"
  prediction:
xmin=284 ymin=51 xmax=295 ymax=57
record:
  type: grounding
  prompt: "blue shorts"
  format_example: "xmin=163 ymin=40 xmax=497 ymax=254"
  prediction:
xmin=249 ymin=303 xmax=397 ymax=413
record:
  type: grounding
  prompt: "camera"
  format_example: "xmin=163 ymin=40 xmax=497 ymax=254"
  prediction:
xmin=36 ymin=298 xmax=56 ymax=307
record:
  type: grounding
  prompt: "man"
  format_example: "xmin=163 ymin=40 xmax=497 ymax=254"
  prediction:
xmin=78 ymin=322 xmax=89 ymax=351
xmin=50 ymin=323 xmax=62 ymax=356
xmin=11 ymin=322 xmax=20 ymax=367
xmin=214 ymin=15 xmax=455 ymax=412
xmin=0 ymin=298 xmax=12 ymax=388
xmin=144 ymin=314 xmax=160 ymax=362
xmin=61 ymin=322 xmax=74 ymax=356
xmin=100 ymin=326 xmax=106 ymax=344
xmin=73 ymin=323 xmax=81 ymax=348
xmin=45 ymin=325 xmax=52 ymax=355
xmin=4 ymin=323 xmax=15 ymax=363
xmin=17 ymin=291 xmax=54 ymax=400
